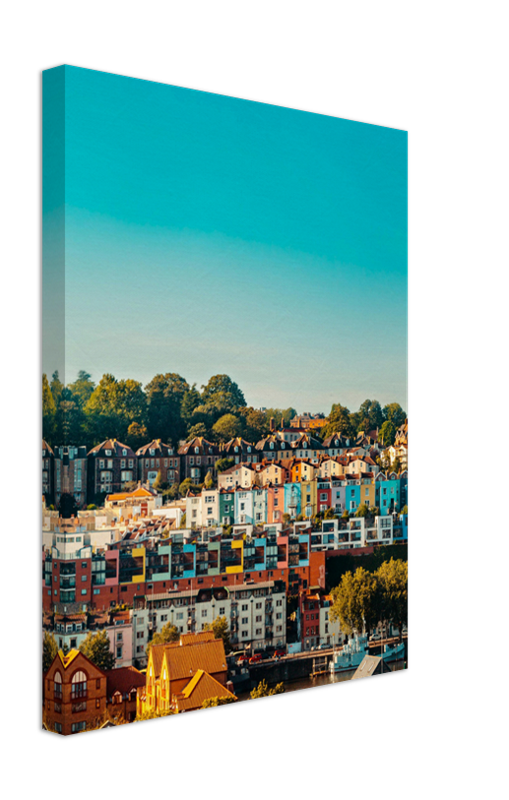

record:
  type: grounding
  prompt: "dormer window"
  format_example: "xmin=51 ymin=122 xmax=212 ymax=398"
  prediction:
xmin=247 ymin=446 xmax=251 ymax=453
xmin=195 ymin=447 xmax=199 ymax=455
xmin=270 ymin=443 xmax=274 ymax=450
xmin=122 ymin=449 xmax=127 ymax=456
xmin=150 ymin=449 xmax=155 ymax=456
xmin=105 ymin=450 xmax=111 ymax=456
xmin=234 ymin=446 xmax=238 ymax=453
xmin=281 ymin=443 xmax=285 ymax=449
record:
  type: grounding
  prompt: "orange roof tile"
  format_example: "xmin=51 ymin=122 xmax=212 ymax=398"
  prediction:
xmin=174 ymin=670 xmax=236 ymax=711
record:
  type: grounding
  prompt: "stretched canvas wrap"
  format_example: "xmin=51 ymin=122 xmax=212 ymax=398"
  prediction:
xmin=42 ymin=65 xmax=408 ymax=735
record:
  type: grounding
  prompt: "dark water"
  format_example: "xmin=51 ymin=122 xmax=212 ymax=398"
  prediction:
xmin=237 ymin=660 xmax=405 ymax=701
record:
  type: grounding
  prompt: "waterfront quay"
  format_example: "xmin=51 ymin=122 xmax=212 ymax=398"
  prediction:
xmin=228 ymin=636 xmax=408 ymax=693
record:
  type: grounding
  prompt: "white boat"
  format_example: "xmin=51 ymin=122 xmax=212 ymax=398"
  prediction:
xmin=329 ymin=633 xmax=405 ymax=673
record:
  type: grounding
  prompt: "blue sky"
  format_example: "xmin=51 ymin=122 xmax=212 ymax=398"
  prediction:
xmin=44 ymin=65 xmax=407 ymax=414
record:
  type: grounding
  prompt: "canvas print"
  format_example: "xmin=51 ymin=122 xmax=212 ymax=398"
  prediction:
xmin=42 ymin=65 xmax=408 ymax=735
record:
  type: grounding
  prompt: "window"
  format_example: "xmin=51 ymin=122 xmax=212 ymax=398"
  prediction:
xmin=54 ymin=672 xmax=62 ymax=698
xmin=255 ymin=615 xmax=262 ymax=622
xmin=71 ymin=670 xmax=87 ymax=699
xmin=241 ymin=617 xmax=248 ymax=624
xmin=256 ymin=628 xmax=262 ymax=635
xmin=71 ymin=721 xmax=86 ymax=733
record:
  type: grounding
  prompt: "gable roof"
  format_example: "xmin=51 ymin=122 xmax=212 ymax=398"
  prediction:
xmin=87 ymin=439 xmax=136 ymax=458
xmin=104 ymin=666 xmax=145 ymax=698
xmin=174 ymin=669 xmax=236 ymax=712
xmin=149 ymin=632 xmax=225 ymax=680
xmin=136 ymin=439 xmax=175 ymax=456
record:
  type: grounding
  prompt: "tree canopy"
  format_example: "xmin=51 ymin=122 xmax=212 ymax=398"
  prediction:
xmin=203 ymin=616 xmax=232 ymax=654
xmin=329 ymin=558 xmax=407 ymax=641
xmin=79 ymin=630 xmax=115 ymax=670
xmin=146 ymin=622 xmax=180 ymax=654
xmin=250 ymin=680 xmax=285 ymax=699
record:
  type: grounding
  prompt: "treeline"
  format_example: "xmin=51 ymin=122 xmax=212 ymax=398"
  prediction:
xmin=330 ymin=557 xmax=408 ymax=645
xmin=42 ymin=370 xmax=406 ymax=451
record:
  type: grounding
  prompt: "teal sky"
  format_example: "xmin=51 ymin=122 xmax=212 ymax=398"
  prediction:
xmin=43 ymin=65 xmax=407 ymax=414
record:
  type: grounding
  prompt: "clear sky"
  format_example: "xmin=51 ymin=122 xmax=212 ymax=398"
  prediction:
xmin=44 ymin=65 xmax=407 ymax=414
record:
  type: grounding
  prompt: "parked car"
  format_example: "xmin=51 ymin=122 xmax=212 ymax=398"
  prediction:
xmin=249 ymin=654 xmax=262 ymax=664
xmin=237 ymin=655 xmax=249 ymax=666
xmin=274 ymin=649 xmax=286 ymax=659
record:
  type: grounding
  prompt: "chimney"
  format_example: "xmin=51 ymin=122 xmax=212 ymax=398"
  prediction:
xmin=270 ymin=417 xmax=275 ymax=432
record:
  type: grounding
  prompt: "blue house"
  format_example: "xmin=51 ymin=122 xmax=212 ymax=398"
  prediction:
xmin=284 ymin=482 xmax=301 ymax=518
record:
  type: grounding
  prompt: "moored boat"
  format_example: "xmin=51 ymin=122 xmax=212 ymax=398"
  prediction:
xmin=329 ymin=634 xmax=405 ymax=673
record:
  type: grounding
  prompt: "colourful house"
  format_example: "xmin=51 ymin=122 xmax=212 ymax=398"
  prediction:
xmin=375 ymin=472 xmax=400 ymax=514
xmin=284 ymin=482 xmax=302 ymax=518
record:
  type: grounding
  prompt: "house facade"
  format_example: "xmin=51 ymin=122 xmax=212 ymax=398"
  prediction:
xmin=178 ymin=437 xmax=221 ymax=483
xmin=42 ymin=440 xmax=55 ymax=504
xmin=136 ymin=439 xmax=180 ymax=487
xmin=87 ymin=439 xmax=137 ymax=498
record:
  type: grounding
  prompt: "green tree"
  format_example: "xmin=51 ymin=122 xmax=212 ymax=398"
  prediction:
xmin=43 ymin=631 xmax=58 ymax=673
xmin=263 ymin=408 xmax=297 ymax=430
xmin=125 ymin=421 xmax=148 ymax=451
xmin=79 ymin=630 xmax=115 ymax=670
xmin=145 ymin=373 xmax=189 ymax=443
xmin=67 ymin=371 xmax=95 ymax=408
xmin=239 ymin=407 xmax=268 ymax=441
xmin=202 ymin=696 xmax=237 ymax=708
xmin=85 ymin=374 xmax=147 ymax=441
xmin=203 ymin=616 xmax=232 ymax=654
xmin=250 ymin=680 xmax=285 ymax=699
xmin=136 ymin=707 xmax=176 ymax=720
xmin=42 ymin=373 xmax=56 ymax=443
xmin=321 ymin=403 xmax=355 ymax=440
xmin=50 ymin=370 xmax=64 ymax=406
xmin=323 ymin=507 xmax=337 ymax=519
xmin=379 ymin=420 xmax=396 ymax=447
xmin=180 ymin=384 xmax=201 ymax=422
xmin=146 ymin=622 xmax=180 ymax=654
xmin=55 ymin=392 xmax=87 ymax=445
xmin=355 ymin=503 xmax=369 ymax=518
xmin=179 ymin=478 xmax=201 ymax=496
xmin=152 ymin=471 xmax=164 ymax=491
xmin=369 ymin=506 xmax=381 ymax=517
xmin=215 ymin=457 xmax=235 ymax=473
xmin=212 ymin=413 xmax=244 ymax=442
xmin=376 ymin=558 xmax=408 ymax=643
xmin=383 ymin=403 xmax=406 ymax=429
xmin=203 ymin=470 xmax=214 ymax=489
xmin=401 ymin=505 xmax=408 ymax=515
xmin=201 ymin=374 xmax=246 ymax=412
xmin=329 ymin=567 xmax=380 ymax=636
xmin=186 ymin=423 xmax=208 ymax=440
xmin=357 ymin=399 xmax=384 ymax=432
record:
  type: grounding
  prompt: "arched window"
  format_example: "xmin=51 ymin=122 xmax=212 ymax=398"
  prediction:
xmin=195 ymin=447 xmax=199 ymax=454
xmin=247 ymin=446 xmax=251 ymax=453
xmin=71 ymin=670 xmax=87 ymax=699
xmin=54 ymin=671 xmax=62 ymax=698
xmin=122 ymin=449 xmax=127 ymax=456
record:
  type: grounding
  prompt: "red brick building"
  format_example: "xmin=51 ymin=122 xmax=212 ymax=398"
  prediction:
xmin=178 ymin=437 xmax=220 ymax=483
xmin=87 ymin=439 xmax=136 ymax=499
xmin=44 ymin=650 xmax=107 ymax=735
xmin=44 ymin=650 xmax=146 ymax=733
xmin=136 ymin=439 xmax=180 ymax=487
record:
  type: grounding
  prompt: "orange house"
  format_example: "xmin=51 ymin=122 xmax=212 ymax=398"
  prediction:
xmin=290 ymin=459 xmax=318 ymax=483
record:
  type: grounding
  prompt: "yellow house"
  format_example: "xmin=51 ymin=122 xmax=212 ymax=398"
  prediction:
xmin=139 ymin=632 xmax=229 ymax=716
xmin=300 ymin=480 xmax=317 ymax=518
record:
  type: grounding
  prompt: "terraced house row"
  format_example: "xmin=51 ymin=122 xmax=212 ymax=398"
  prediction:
xmin=189 ymin=470 xmax=407 ymax=526
xmin=43 ymin=425 xmax=403 ymax=508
